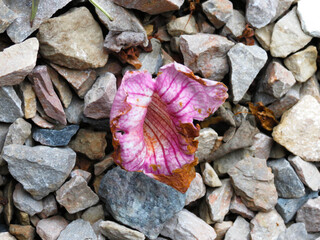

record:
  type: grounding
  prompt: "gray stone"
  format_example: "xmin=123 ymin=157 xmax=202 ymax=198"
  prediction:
xmin=81 ymin=205 xmax=104 ymax=224
xmin=99 ymin=221 xmax=145 ymax=240
xmin=0 ymin=38 xmax=39 ymax=87
xmin=297 ymin=0 xmax=320 ymax=37
xmin=228 ymin=43 xmax=267 ymax=103
xmin=32 ymin=125 xmax=79 ymax=147
xmin=13 ymin=184 xmax=43 ymax=216
xmin=167 ymin=15 xmax=198 ymax=37
xmin=206 ymin=179 xmax=233 ymax=222
xmin=0 ymin=0 xmax=16 ymax=33
xmin=202 ymin=0 xmax=233 ymax=29
xmin=229 ymin=195 xmax=255 ymax=220
xmin=0 ymin=86 xmax=23 ymax=123
xmin=109 ymin=0 xmax=184 ymax=15
xmin=272 ymin=0 xmax=294 ymax=21
xmin=56 ymin=176 xmax=99 ymax=214
xmin=268 ymin=158 xmax=305 ymax=198
xmin=3 ymin=118 xmax=31 ymax=147
xmin=37 ymin=7 xmax=108 ymax=70
xmin=276 ymin=190 xmax=319 ymax=223
xmin=246 ymin=0 xmax=278 ymax=28
xmin=38 ymin=194 xmax=58 ymax=219
xmin=288 ymin=155 xmax=320 ymax=191
xmin=4 ymin=0 xmax=72 ymax=43
xmin=255 ymin=23 xmax=275 ymax=51
xmin=185 ymin=173 xmax=206 ymax=205
xmin=228 ymin=157 xmax=278 ymax=211
xmin=98 ymin=167 xmax=186 ymax=239
xmin=124 ymin=38 xmax=162 ymax=75
xmin=221 ymin=10 xmax=246 ymax=37
xmin=70 ymin=169 xmax=91 ymax=183
xmin=0 ymin=123 xmax=9 ymax=151
xmin=199 ymin=200 xmax=214 ymax=225
xmin=250 ymin=209 xmax=286 ymax=240
xmin=300 ymin=75 xmax=320 ymax=103
xmin=84 ymin=72 xmax=117 ymax=119
xmin=36 ymin=216 xmax=68 ymax=240
xmin=214 ymin=221 xmax=233 ymax=240
xmin=94 ymin=0 xmax=147 ymax=52
xmin=2 ymin=145 xmax=76 ymax=200
xmin=180 ymin=33 xmax=234 ymax=81
xmin=250 ymin=133 xmax=273 ymax=160
xmin=57 ymin=219 xmax=97 ymax=240
xmin=195 ymin=128 xmax=218 ymax=163
xmin=272 ymin=95 xmax=320 ymax=162
xmin=270 ymin=7 xmax=312 ymax=58
xmin=296 ymin=197 xmax=320 ymax=232
xmin=65 ymin=96 xmax=84 ymax=125
xmin=161 ymin=209 xmax=217 ymax=240
xmin=278 ymin=223 xmax=309 ymax=240
xmin=225 ymin=216 xmax=250 ymax=240
xmin=92 ymin=220 xmax=106 ymax=240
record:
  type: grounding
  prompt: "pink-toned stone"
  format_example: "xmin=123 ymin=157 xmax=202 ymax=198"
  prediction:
xmin=70 ymin=169 xmax=91 ymax=183
xmin=31 ymin=113 xmax=55 ymax=129
xmin=214 ymin=221 xmax=233 ymax=240
xmin=36 ymin=216 xmax=68 ymax=240
xmin=230 ymin=195 xmax=255 ymax=220
xmin=185 ymin=173 xmax=206 ymax=205
xmin=206 ymin=179 xmax=233 ymax=222
xmin=83 ymin=72 xmax=117 ymax=119
xmin=110 ymin=0 xmax=185 ymax=15
xmin=28 ymin=66 xmax=66 ymax=125
xmin=296 ymin=197 xmax=320 ymax=232
xmin=38 ymin=194 xmax=58 ymax=219
xmin=50 ymin=63 xmax=97 ymax=98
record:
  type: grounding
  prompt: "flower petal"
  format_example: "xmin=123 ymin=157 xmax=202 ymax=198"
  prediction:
xmin=110 ymin=62 xmax=228 ymax=193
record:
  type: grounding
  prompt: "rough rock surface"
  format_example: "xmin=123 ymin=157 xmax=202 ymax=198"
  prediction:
xmin=0 ymin=0 xmax=16 ymax=33
xmin=202 ymin=0 xmax=233 ymax=29
xmin=19 ymin=81 xmax=36 ymax=119
xmin=161 ymin=209 xmax=217 ymax=240
xmin=38 ymin=194 xmax=58 ymax=219
xmin=180 ymin=34 xmax=234 ymax=81
xmin=98 ymin=167 xmax=186 ymax=239
xmin=250 ymin=133 xmax=274 ymax=160
xmin=297 ymin=0 xmax=320 ymax=37
xmin=296 ymin=197 xmax=320 ymax=232
xmin=57 ymin=219 xmax=97 ymax=240
xmin=228 ymin=43 xmax=267 ymax=103
xmin=195 ymin=128 xmax=218 ymax=163
xmin=224 ymin=216 xmax=250 ymax=240
xmin=228 ymin=157 xmax=278 ymax=211
xmin=9 ymin=224 xmax=35 ymax=240
xmin=36 ymin=216 xmax=69 ymax=240
xmin=246 ymin=0 xmax=278 ymax=28
xmin=201 ymin=162 xmax=222 ymax=187
xmin=185 ymin=173 xmax=206 ymax=205
xmin=0 ymin=87 xmax=23 ymax=123
xmin=37 ymin=7 xmax=108 ymax=70
xmin=255 ymin=24 xmax=274 ymax=51
xmin=221 ymin=10 xmax=246 ymax=37
xmin=0 ymin=38 xmax=39 ymax=87
xmin=167 ymin=15 xmax=198 ymax=37
xmin=81 ymin=204 xmax=104 ymax=224
xmin=277 ymin=223 xmax=309 ymax=240
xmin=2 ymin=145 xmax=76 ymax=200
xmin=99 ymin=221 xmax=145 ymax=240
xmin=229 ymin=195 xmax=255 ymax=219
xmin=272 ymin=95 xmax=320 ymax=162
xmin=214 ymin=221 xmax=233 ymax=240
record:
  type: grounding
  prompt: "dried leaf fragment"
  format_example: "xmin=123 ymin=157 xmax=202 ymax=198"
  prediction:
xmin=248 ymin=102 xmax=279 ymax=131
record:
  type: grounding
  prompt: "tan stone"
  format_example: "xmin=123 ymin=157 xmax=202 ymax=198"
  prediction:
xmin=94 ymin=154 xmax=114 ymax=176
xmin=255 ymin=23 xmax=274 ymax=51
xmin=167 ymin=15 xmax=198 ymax=37
xmin=201 ymin=162 xmax=222 ymax=187
xmin=99 ymin=221 xmax=145 ymax=240
xmin=214 ymin=221 xmax=233 ymax=240
xmin=9 ymin=224 xmax=35 ymax=240
xmin=19 ymin=81 xmax=36 ymax=119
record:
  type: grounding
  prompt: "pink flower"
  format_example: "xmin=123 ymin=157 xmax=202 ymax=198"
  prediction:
xmin=110 ymin=62 xmax=228 ymax=193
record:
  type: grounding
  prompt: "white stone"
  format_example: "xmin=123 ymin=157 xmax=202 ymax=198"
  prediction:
xmin=167 ymin=15 xmax=198 ymax=37
xmin=225 ymin=216 xmax=250 ymax=240
xmin=195 ymin=128 xmax=218 ymax=162
xmin=99 ymin=221 xmax=145 ymax=240
xmin=221 ymin=10 xmax=246 ymax=37
xmin=297 ymin=0 xmax=320 ymax=37
xmin=246 ymin=0 xmax=278 ymax=28
xmin=201 ymin=162 xmax=222 ymax=187
xmin=0 ymin=232 xmax=17 ymax=240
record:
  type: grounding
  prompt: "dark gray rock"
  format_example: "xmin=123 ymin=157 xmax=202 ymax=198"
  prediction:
xmin=276 ymin=190 xmax=319 ymax=223
xmin=98 ymin=167 xmax=186 ymax=239
xmin=267 ymin=158 xmax=305 ymax=198
xmin=2 ymin=145 xmax=76 ymax=200
xmin=57 ymin=219 xmax=97 ymax=240
xmin=0 ymin=86 xmax=23 ymax=123
xmin=32 ymin=125 xmax=79 ymax=147
xmin=278 ymin=223 xmax=309 ymax=240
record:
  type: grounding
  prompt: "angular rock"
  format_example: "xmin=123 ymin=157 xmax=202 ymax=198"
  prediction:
xmin=284 ymin=46 xmax=318 ymax=83
xmin=195 ymin=128 xmax=218 ymax=163
xmin=94 ymin=0 xmax=147 ymax=52
xmin=99 ymin=221 xmax=145 ymax=240
xmin=36 ymin=216 xmax=68 ymax=240
xmin=288 ymin=155 xmax=320 ymax=191
xmin=3 ymin=118 xmax=31 ymax=147
xmin=199 ymin=200 xmax=214 ymax=225
xmin=246 ymin=0 xmax=278 ymax=28
xmin=16 ymin=211 xmax=30 ymax=226
xmin=270 ymin=7 xmax=312 ymax=58
xmin=272 ymin=95 xmax=320 ymax=161
xmin=297 ymin=0 xmax=320 ymax=37
xmin=225 ymin=216 xmax=250 ymax=240
xmin=228 ymin=157 xmax=278 ymax=211
xmin=229 ymin=195 xmax=255 ymax=220
xmin=9 ymin=225 xmax=35 ymax=240
xmin=214 ymin=221 xmax=233 ymax=240
xmin=250 ymin=209 xmax=286 ymax=240
xmin=228 ymin=43 xmax=267 ymax=103
xmin=268 ymin=158 xmax=305 ymax=198
xmin=81 ymin=204 xmax=104 ymax=224
xmin=0 ymin=38 xmax=38 ymax=87
xmin=278 ymin=223 xmax=309 ymax=240
xmin=4 ymin=180 xmax=14 ymax=225
xmin=31 ymin=113 xmax=54 ymax=129
xmin=28 ymin=66 xmax=66 ymax=125
xmin=185 ymin=173 xmax=206 ymax=205
xmin=0 ymin=0 xmax=16 ymax=33
xmin=202 ymin=0 xmax=233 ymax=29
xmin=57 ymin=219 xmax=97 ymax=240
xmin=84 ymin=72 xmax=117 ymax=119
xmin=201 ymin=162 xmax=222 ymax=187
xmin=255 ymin=23 xmax=274 ymax=51
xmin=98 ymin=167 xmax=186 ymax=239
xmin=110 ymin=0 xmax=184 ymax=15
xmin=38 ymin=194 xmax=58 ymax=219
xmin=0 ymin=123 xmax=9 ymax=150
xmin=276 ymin=190 xmax=319 ymax=223
xmin=161 ymin=209 xmax=217 ymax=240
xmin=296 ymin=197 xmax=320 ymax=232
xmin=180 ymin=33 xmax=234 ymax=81
xmin=5 ymin=0 xmax=72 ymax=43
xmin=37 ymin=7 xmax=108 ymax=70
xmin=0 ymin=86 xmax=23 ymax=123
xmin=65 ymin=96 xmax=84 ymax=124
xmin=69 ymin=129 xmax=107 ymax=160
xmin=250 ymin=133 xmax=274 ymax=160
xmin=56 ymin=176 xmax=99 ymax=214
xmin=2 ymin=145 xmax=76 ymax=200
xmin=206 ymin=179 xmax=233 ymax=222
xmin=94 ymin=155 xmax=114 ymax=176
xmin=19 ymin=81 xmax=36 ymax=119
xmin=70 ymin=169 xmax=91 ymax=183
xmin=32 ymin=125 xmax=79 ymax=147
xmin=300 ymin=75 xmax=320 ymax=102
xmin=221 ymin=10 xmax=246 ymax=37
xmin=50 ymin=64 xmax=97 ymax=99
xmin=272 ymin=0 xmax=294 ymax=21
xmin=13 ymin=184 xmax=43 ymax=217
xmin=167 ymin=15 xmax=198 ymax=37
xmin=0 ymin=232 xmax=16 ymax=240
